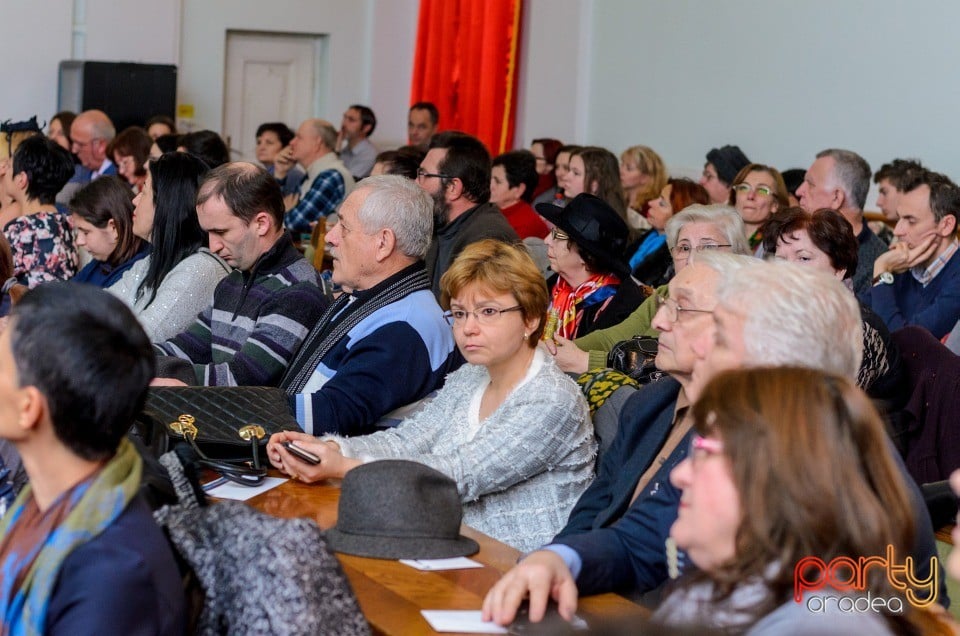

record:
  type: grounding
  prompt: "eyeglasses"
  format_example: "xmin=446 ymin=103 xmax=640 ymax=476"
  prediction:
xmin=550 ymin=227 xmax=570 ymax=241
xmin=71 ymin=137 xmax=100 ymax=149
xmin=671 ymin=243 xmax=732 ymax=258
xmin=732 ymin=183 xmax=774 ymax=198
xmin=443 ymin=305 xmax=523 ymax=326
xmin=417 ymin=168 xmax=451 ymax=181
xmin=688 ymin=434 xmax=724 ymax=465
xmin=654 ymin=294 xmax=714 ymax=323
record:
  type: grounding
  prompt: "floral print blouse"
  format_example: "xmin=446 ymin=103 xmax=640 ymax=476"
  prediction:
xmin=4 ymin=211 xmax=79 ymax=288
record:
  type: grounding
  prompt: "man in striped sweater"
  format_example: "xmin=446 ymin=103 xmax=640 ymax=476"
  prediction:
xmin=152 ymin=163 xmax=328 ymax=387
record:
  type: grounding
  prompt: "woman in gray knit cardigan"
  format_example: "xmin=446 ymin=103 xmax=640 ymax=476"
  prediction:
xmin=268 ymin=240 xmax=597 ymax=552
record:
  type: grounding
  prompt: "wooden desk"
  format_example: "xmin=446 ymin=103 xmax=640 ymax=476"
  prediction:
xmin=244 ymin=476 xmax=645 ymax=635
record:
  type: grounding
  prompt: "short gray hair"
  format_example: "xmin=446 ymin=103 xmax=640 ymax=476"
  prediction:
xmin=665 ymin=204 xmax=750 ymax=254
xmin=312 ymin=119 xmax=339 ymax=152
xmin=817 ymin=148 xmax=871 ymax=211
xmin=717 ymin=259 xmax=863 ymax=379
xmin=355 ymin=175 xmax=434 ymax=259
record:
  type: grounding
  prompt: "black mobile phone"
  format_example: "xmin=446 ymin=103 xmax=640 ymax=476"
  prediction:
xmin=282 ymin=441 xmax=321 ymax=465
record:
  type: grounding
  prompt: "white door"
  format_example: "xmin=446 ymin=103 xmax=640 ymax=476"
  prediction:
xmin=223 ymin=31 xmax=325 ymax=163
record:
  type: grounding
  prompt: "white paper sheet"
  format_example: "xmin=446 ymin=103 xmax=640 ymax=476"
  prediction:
xmin=206 ymin=476 xmax=287 ymax=501
xmin=420 ymin=610 xmax=508 ymax=634
xmin=400 ymin=557 xmax=483 ymax=571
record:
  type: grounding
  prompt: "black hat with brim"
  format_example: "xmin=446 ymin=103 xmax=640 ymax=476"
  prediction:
xmin=536 ymin=193 xmax=631 ymax=278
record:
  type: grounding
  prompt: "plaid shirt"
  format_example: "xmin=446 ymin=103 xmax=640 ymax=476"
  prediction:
xmin=284 ymin=168 xmax=347 ymax=233
xmin=912 ymin=238 xmax=959 ymax=286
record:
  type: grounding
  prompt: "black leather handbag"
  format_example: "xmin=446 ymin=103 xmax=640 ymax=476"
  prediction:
xmin=606 ymin=336 xmax=666 ymax=385
xmin=132 ymin=386 xmax=302 ymax=486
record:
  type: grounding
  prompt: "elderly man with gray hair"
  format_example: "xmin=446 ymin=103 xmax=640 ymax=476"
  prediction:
xmin=279 ymin=175 xmax=461 ymax=436
xmin=274 ymin=118 xmax=355 ymax=233
xmin=483 ymin=253 xmax=945 ymax=626
xmin=796 ymin=148 xmax=888 ymax=297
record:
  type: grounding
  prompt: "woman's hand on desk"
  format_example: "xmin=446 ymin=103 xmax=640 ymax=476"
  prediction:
xmin=266 ymin=431 xmax=361 ymax=483
xmin=481 ymin=550 xmax=578 ymax=626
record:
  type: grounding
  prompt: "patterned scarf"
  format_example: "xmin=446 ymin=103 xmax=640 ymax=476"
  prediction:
xmin=546 ymin=272 xmax=620 ymax=340
xmin=0 ymin=438 xmax=141 ymax=635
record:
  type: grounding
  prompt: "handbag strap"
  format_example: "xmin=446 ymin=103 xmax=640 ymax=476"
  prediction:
xmin=169 ymin=416 xmax=267 ymax=487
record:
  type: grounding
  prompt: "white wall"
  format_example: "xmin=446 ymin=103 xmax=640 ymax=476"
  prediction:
xmin=585 ymin=0 xmax=960 ymax=181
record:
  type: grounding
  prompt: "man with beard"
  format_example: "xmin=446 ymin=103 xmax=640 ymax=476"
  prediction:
xmin=417 ymin=131 xmax=519 ymax=299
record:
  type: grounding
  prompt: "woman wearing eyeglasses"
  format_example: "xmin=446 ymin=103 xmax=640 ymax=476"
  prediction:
xmin=267 ymin=240 xmax=596 ymax=552
xmin=728 ymin=163 xmax=789 ymax=256
xmin=109 ymin=127 xmax=152 ymax=194
xmin=651 ymin=367 xmax=951 ymax=635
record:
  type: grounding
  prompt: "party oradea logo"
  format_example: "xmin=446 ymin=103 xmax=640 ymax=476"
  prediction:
xmin=794 ymin=545 xmax=937 ymax=614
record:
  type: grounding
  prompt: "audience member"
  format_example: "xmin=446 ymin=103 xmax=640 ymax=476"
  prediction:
xmin=490 ymin=150 xmax=548 ymax=239
xmin=728 ymin=163 xmax=789 ymax=255
xmin=109 ymin=126 xmax=152 ymax=193
xmin=562 ymin=147 xmax=628 ymax=225
xmin=483 ymin=254 xmax=944 ymax=621
xmin=796 ymin=148 xmax=886 ymax=296
xmin=762 ymin=206 xmax=903 ymax=401
xmin=539 ymin=194 xmax=646 ymax=339
xmin=627 ymin=178 xmax=710 ymax=286
xmin=550 ymin=204 xmax=749 ymax=374
xmin=69 ymin=176 xmax=149 ymax=287
xmin=408 ymin=101 xmax=439 ymax=149
xmin=108 ymin=152 xmax=230 ymax=341
xmin=419 ymin=131 xmax=518 ymax=298
xmin=873 ymin=158 xmax=926 ymax=245
xmin=539 ymin=144 xmax=581 ymax=207
xmin=269 ymin=240 xmax=596 ymax=552
xmin=46 ymin=111 xmax=75 ymax=151
xmin=274 ymin=118 xmax=355 ymax=233
xmin=279 ymin=175 xmax=461 ymax=436
xmin=369 ymin=146 xmax=425 ymax=180
xmin=0 ymin=283 xmax=185 ymax=635
xmin=620 ymin=144 xmax=668 ymax=230
xmin=144 ymin=114 xmax=176 ymax=140
xmin=152 ymin=163 xmax=327 ymax=387
xmin=866 ymin=170 xmax=960 ymax=339
xmin=177 ymin=129 xmax=230 ymax=169
xmin=70 ymin=109 xmax=116 ymax=182
xmin=530 ymin=137 xmax=562 ymax=201
xmin=699 ymin=144 xmax=750 ymax=204
xmin=0 ymin=234 xmax=27 ymax=331
xmin=338 ymin=104 xmax=378 ymax=179
xmin=254 ymin=122 xmax=305 ymax=196
xmin=650 ymin=367 xmax=949 ymax=634
xmin=1 ymin=136 xmax=78 ymax=287
xmin=0 ymin=118 xmax=43 ymax=225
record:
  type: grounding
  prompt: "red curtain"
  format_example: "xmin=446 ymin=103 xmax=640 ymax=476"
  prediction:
xmin=410 ymin=0 xmax=524 ymax=155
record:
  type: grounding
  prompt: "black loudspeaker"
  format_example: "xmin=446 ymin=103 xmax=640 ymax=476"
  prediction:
xmin=58 ymin=61 xmax=177 ymax=131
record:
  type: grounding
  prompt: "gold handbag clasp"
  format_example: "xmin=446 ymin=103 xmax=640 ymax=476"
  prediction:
xmin=168 ymin=414 xmax=198 ymax=440
xmin=238 ymin=424 xmax=266 ymax=442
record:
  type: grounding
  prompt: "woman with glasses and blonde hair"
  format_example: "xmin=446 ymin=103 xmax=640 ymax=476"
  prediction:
xmin=652 ymin=366 xmax=952 ymax=635
xmin=728 ymin=163 xmax=789 ymax=255
xmin=267 ymin=239 xmax=596 ymax=552
xmin=547 ymin=204 xmax=749 ymax=374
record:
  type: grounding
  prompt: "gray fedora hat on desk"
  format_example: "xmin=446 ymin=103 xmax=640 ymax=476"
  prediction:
xmin=326 ymin=460 xmax=480 ymax=560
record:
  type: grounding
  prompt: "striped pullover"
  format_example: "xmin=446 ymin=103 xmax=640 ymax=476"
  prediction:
xmin=154 ymin=233 xmax=329 ymax=386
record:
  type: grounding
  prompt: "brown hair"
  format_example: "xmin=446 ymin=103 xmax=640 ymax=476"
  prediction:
xmin=572 ymin=147 xmax=626 ymax=217
xmin=727 ymin=163 xmax=790 ymax=213
xmin=0 ymin=235 xmax=27 ymax=304
xmin=68 ymin=176 xmax=144 ymax=266
xmin=439 ymin=239 xmax=548 ymax=347
xmin=761 ymin=207 xmax=858 ymax=279
xmin=108 ymin=126 xmax=152 ymax=179
xmin=685 ymin=367 xmax=941 ymax=632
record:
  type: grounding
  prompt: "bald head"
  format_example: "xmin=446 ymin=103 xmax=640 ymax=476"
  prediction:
xmin=290 ymin=118 xmax=336 ymax=167
xmin=71 ymin=110 xmax=115 ymax=170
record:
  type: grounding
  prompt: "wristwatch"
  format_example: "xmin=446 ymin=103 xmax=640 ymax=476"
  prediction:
xmin=872 ymin=272 xmax=894 ymax=285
